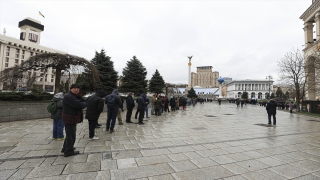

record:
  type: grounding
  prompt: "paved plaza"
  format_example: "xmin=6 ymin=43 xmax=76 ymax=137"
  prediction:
xmin=1 ymin=102 xmax=320 ymax=180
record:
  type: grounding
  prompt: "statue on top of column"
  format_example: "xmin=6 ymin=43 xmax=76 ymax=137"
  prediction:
xmin=188 ymin=56 xmax=193 ymax=61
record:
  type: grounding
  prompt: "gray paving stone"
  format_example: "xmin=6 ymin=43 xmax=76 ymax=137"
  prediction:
xmin=124 ymin=144 xmax=140 ymax=150
xmin=101 ymin=160 xmax=117 ymax=170
xmin=87 ymin=153 xmax=102 ymax=162
xmin=96 ymin=171 xmax=111 ymax=180
xmin=241 ymin=171 xmax=270 ymax=180
xmin=172 ymin=165 xmax=234 ymax=179
xmin=110 ymin=163 xmax=174 ymax=179
xmin=269 ymin=164 xmax=309 ymax=179
xmin=136 ymin=155 xmax=172 ymax=166
xmin=290 ymin=159 xmax=320 ymax=172
xmin=148 ymin=174 xmax=175 ymax=180
xmin=190 ymin=157 xmax=218 ymax=168
xmin=0 ymin=160 xmax=25 ymax=170
xmin=291 ymin=174 xmax=320 ymax=180
xmin=8 ymin=167 xmax=33 ymax=180
xmin=140 ymin=148 xmax=171 ymax=156
xmin=236 ymin=159 xmax=269 ymax=171
xmin=117 ymin=158 xmax=137 ymax=169
xmin=19 ymin=158 xmax=45 ymax=168
xmin=39 ymin=157 xmax=57 ymax=167
xmin=227 ymin=153 xmax=253 ymax=162
xmin=168 ymin=160 xmax=198 ymax=172
xmin=112 ymin=150 xmax=142 ymax=159
xmin=183 ymin=151 xmax=203 ymax=159
xmin=210 ymin=155 xmax=237 ymax=164
xmin=138 ymin=142 xmax=156 ymax=148
xmin=25 ymin=165 xmax=65 ymax=178
xmin=255 ymin=169 xmax=287 ymax=180
xmin=53 ymin=154 xmax=88 ymax=165
xmin=223 ymin=175 xmax=247 ymax=180
xmin=167 ymin=153 xmax=189 ymax=161
xmin=66 ymin=172 xmax=98 ymax=180
xmin=8 ymin=151 xmax=29 ymax=159
xmin=0 ymin=169 xmax=17 ymax=180
xmin=222 ymin=163 xmax=249 ymax=175
xmin=168 ymin=146 xmax=194 ymax=153
xmin=62 ymin=161 xmax=101 ymax=174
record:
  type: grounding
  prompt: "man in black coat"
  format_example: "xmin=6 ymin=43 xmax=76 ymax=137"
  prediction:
xmin=61 ymin=84 xmax=87 ymax=157
xmin=85 ymin=90 xmax=106 ymax=140
xmin=126 ymin=92 xmax=135 ymax=123
xmin=105 ymin=89 xmax=122 ymax=133
xmin=137 ymin=93 xmax=147 ymax=125
xmin=266 ymin=99 xmax=277 ymax=125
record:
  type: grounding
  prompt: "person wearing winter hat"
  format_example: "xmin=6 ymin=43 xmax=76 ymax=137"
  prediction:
xmin=85 ymin=89 xmax=107 ymax=140
xmin=61 ymin=84 xmax=86 ymax=157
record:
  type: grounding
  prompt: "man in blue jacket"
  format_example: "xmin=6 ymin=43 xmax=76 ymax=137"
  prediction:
xmin=105 ymin=89 xmax=122 ymax=133
xmin=61 ymin=84 xmax=87 ymax=157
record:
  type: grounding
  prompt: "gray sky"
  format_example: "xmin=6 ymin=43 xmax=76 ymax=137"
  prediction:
xmin=0 ymin=0 xmax=311 ymax=85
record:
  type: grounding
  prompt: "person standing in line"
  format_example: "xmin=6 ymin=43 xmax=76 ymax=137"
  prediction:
xmin=154 ymin=96 xmax=162 ymax=116
xmin=151 ymin=95 xmax=156 ymax=115
xmin=164 ymin=95 xmax=170 ymax=112
xmin=134 ymin=97 xmax=140 ymax=119
xmin=145 ymin=97 xmax=150 ymax=118
xmin=218 ymin=99 xmax=221 ymax=105
xmin=176 ymin=97 xmax=180 ymax=110
xmin=236 ymin=98 xmax=240 ymax=107
xmin=117 ymin=96 xmax=124 ymax=125
xmin=105 ymin=89 xmax=122 ymax=133
xmin=137 ymin=93 xmax=147 ymax=124
xmin=169 ymin=96 xmax=176 ymax=111
xmin=181 ymin=96 xmax=187 ymax=110
xmin=125 ymin=92 xmax=134 ymax=123
xmin=289 ymin=102 xmax=294 ymax=113
xmin=266 ymin=99 xmax=277 ymax=125
xmin=85 ymin=89 xmax=106 ymax=140
xmin=240 ymin=99 xmax=244 ymax=107
xmin=51 ymin=92 xmax=64 ymax=140
xmin=61 ymin=84 xmax=86 ymax=157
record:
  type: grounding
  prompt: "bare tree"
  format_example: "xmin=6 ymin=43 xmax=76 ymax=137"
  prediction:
xmin=277 ymin=48 xmax=314 ymax=112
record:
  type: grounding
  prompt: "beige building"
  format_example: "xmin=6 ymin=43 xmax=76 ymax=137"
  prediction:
xmin=0 ymin=17 xmax=65 ymax=91
xmin=300 ymin=0 xmax=320 ymax=100
xmin=191 ymin=66 xmax=219 ymax=88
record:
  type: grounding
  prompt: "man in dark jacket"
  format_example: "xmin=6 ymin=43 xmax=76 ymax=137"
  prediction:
xmin=266 ymin=99 xmax=277 ymax=125
xmin=105 ymin=89 xmax=122 ymax=133
xmin=126 ymin=93 xmax=135 ymax=123
xmin=51 ymin=92 xmax=64 ymax=140
xmin=85 ymin=90 xmax=106 ymax=140
xmin=137 ymin=93 xmax=147 ymax=124
xmin=61 ymin=84 xmax=87 ymax=157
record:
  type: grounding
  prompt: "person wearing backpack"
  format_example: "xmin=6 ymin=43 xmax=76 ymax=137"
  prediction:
xmin=61 ymin=84 xmax=87 ymax=157
xmin=105 ymin=89 xmax=122 ymax=133
xmin=85 ymin=89 xmax=107 ymax=140
xmin=50 ymin=92 xmax=64 ymax=140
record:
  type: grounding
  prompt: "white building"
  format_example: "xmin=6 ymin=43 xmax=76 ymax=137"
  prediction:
xmin=0 ymin=17 xmax=65 ymax=91
xmin=226 ymin=79 xmax=274 ymax=99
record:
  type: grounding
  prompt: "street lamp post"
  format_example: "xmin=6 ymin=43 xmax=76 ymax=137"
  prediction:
xmin=266 ymin=75 xmax=273 ymax=99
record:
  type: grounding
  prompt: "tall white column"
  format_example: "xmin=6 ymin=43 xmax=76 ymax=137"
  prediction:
xmin=304 ymin=22 xmax=314 ymax=47
xmin=188 ymin=62 xmax=191 ymax=89
xmin=315 ymin=12 xmax=320 ymax=41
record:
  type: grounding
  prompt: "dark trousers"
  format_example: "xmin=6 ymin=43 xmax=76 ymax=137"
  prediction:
xmin=135 ymin=109 xmax=139 ymax=119
xmin=170 ymin=106 xmax=175 ymax=111
xmin=138 ymin=108 xmax=144 ymax=123
xmin=62 ymin=124 xmax=76 ymax=155
xmin=155 ymin=109 xmax=161 ymax=116
xmin=88 ymin=119 xmax=97 ymax=138
xmin=290 ymin=110 xmax=292 ymax=113
xmin=106 ymin=108 xmax=118 ymax=130
xmin=268 ymin=114 xmax=276 ymax=124
xmin=126 ymin=107 xmax=133 ymax=122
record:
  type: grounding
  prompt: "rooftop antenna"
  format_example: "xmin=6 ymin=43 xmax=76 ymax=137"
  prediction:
xmin=3 ymin=28 xmax=6 ymax=36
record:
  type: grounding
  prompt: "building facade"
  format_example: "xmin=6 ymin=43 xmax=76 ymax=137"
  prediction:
xmin=226 ymin=79 xmax=274 ymax=99
xmin=300 ymin=0 xmax=320 ymax=100
xmin=0 ymin=17 xmax=65 ymax=91
xmin=191 ymin=66 xmax=219 ymax=88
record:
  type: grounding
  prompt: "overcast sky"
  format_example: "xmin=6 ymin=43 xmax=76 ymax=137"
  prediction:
xmin=0 ymin=0 xmax=312 ymax=85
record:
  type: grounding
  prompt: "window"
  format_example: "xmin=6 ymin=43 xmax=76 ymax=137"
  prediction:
xmin=6 ymin=46 xmax=10 ymax=51
xmin=6 ymin=52 xmax=9 ymax=56
xmin=15 ymin=59 xmax=19 ymax=64
xmin=28 ymin=33 xmax=38 ymax=42
xmin=35 ymin=53 xmax=38 ymax=56
xmin=20 ymin=32 xmax=26 ymax=40
xmin=15 ymin=54 xmax=19 ymax=58
xmin=5 ymin=63 xmax=8 ymax=67
xmin=51 ymin=79 xmax=54 ymax=82
xmin=21 ymin=55 xmax=24 ymax=59
xmin=40 ymin=78 xmax=43 ymax=81
xmin=21 ymin=60 xmax=24 ymax=64
xmin=16 ymin=49 xmax=20 ymax=53
xmin=22 ymin=50 xmax=25 ymax=54
xmin=51 ymin=75 xmax=54 ymax=78
xmin=30 ymin=52 xmax=33 ymax=56
xmin=5 ymin=57 xmax=9 ymax=62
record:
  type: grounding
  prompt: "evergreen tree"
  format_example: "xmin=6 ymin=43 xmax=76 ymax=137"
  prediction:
xmin=119 ymin=56 xmax=147 ymax=96
xmin=270 ymin=92 xmax=275 ymax=99
xmin=187 ymin=87 xmax=198 ymax=98
xmin=91 ymin=49 xmax=118 ymax=94
xmin=276 ymin=87 xmax=283 ymax=98
xmin=149 ymin=69 xmax=165 ymax=94
xmin=241 ymin=92 xmax=248 ymax=99
xmin=76 ymin=73 xmax=93 ymax=95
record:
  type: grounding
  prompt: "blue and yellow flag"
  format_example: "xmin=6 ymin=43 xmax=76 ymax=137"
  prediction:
xmin=39 ymin=11 xmax=45 ymax=18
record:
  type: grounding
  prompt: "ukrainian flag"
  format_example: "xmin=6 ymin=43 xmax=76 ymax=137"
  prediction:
xmin=39 ymin=11 xmax=45 ymax=18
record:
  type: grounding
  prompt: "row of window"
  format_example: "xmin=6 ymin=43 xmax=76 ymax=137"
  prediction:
xmin=20 ymin=32 xmax=38 ymax=42
xmin=5 ymin=46 xmax=37 ymax=67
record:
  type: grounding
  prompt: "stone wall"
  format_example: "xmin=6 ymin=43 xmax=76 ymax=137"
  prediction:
xmin=0 ymin=101 xmax=129 ymax=122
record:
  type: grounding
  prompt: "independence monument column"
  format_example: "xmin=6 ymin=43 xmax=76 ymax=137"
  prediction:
xmin=187 ymin=56 xmax=193 ymax=90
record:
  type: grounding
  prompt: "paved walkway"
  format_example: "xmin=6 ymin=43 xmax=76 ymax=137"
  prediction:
xmin=1 ymin=102 xmax=320 ymax=180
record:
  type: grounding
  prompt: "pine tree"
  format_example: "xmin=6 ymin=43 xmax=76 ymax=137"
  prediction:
xmin=120 ymin=56 xmax=147 ymax=96
xmin=187 ymin=87 xmax=198 ymax=98
xmin=91 ymin=49 xmax=118 ymax=94
xmin=149 ymin=69 xmax=165 ymax=94
xmin=241 ymin=92 xmax=248 ymax=99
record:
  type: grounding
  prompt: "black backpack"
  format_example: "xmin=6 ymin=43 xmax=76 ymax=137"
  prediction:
xmin=106 ymin=95 xmax=116 ymax=109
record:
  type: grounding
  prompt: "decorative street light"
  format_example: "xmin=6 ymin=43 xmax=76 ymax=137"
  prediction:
xmin=266 ymin=75 xmax=273 ymax=99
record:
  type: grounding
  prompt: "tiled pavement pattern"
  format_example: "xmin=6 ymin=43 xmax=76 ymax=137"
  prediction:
xmin=1 ymin=102 xmax=320 ymax=180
